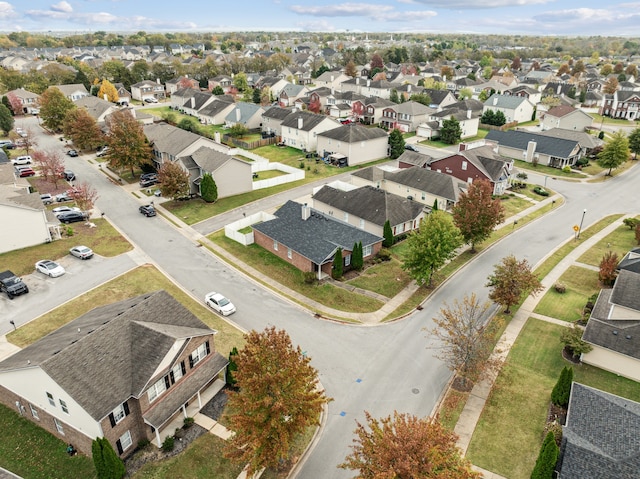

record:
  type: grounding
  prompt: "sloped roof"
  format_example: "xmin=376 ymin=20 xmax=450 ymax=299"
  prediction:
xmin=610 ymin=269 xmax=640 ymax=311
xmin=484 ymin=93 xmax=530 ymax=110
xmin=618 ymin=247 xmax=640 ymax=274
xmin=456 ymin=145 xmax=511 ymax=182
xmin=391 ymin=101 xmax=433 ymax=116
xmin=50 ymin=83 xmax=88 ymax=96
xmin=313 ymin=185 xmax=425 ymax=227
xmin=187 ymin=145 xmax=246 ymax=174
xmin=144 ymin=122 xmax=212 ymax=157
xmin=74 ymin=95 xmax=114 ymax=120
xmin=558 ymin=383 xmax=640 ymax=479
xmin=0 ymin=291 xmax=215 ymax=421
xmin=545 ymin=105 xmax=579 ymax=118
xmin=397 ymin=150 xmax=435 ymax=168
xmin=281 ymin=110 xmax=336 ymax=131
xmin=485 ymin=129 xmax=579 ymax=159
xmin=262 ymin=106 xmax=292 ymax=120
xmin=252 ymin=200 xmax=382 ymax=265
xmin=317 ymin=123 xmax=387 ymax=142
xmin=536 ymin=128 xmax=600 ymax=149
xmin=224 ymin=102 xmax=264 ymax=124
xmin=198 ymin=98 xmax=234 ymax=117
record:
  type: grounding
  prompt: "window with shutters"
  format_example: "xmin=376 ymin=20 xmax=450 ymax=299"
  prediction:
xmin=111 ymin=403 xmax=127 ymax=425
xmin=119 ymin=431 xmax=132 ymax=452
xmin=190 ymin=342 xmax=208 ymax=367
xmin=171 ymin=362 xmax=185 ymax=383
xmin=147 ymin=377 xmax=167 ymax=403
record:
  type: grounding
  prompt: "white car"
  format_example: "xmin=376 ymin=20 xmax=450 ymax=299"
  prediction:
xmin=11 ymin=155 xmax=32 ymax=165
xmin=35 ymin=260 xmax=65 ymax=278
xmin=144 ymin=97 xmax=158 ymax=103
xmin=53 ymin=206 xmax=81 ymax=217
xmin=69 ymin=245 xmax=93 ymax=260
xmin=204 ymin=292 xmax=236 ymax=316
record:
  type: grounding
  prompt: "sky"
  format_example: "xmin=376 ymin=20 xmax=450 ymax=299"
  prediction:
xmin=3 ymin=0 xmax=640 ymax=37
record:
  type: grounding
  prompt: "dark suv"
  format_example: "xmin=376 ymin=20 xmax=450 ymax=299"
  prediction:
xmin=140 ymin=174 xmax=159 ymax=188
xmin=139 ymin=204 xmax=156 ymax=217
xmin=58 ymin=211 xmax=86 ymax=224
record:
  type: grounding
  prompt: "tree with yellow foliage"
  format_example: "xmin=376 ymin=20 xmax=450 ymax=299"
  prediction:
xmin=97 ymin=79 xmax=119 ymax=103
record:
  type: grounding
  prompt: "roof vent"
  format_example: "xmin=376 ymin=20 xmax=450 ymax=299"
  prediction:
xmin=613 ymin=330 xmax=618 ymax=335
xmin=626 ymin=335 xmax=632 ymax=340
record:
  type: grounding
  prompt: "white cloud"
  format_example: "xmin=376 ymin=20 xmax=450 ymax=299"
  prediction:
xmin=0 ymin=2 xmax=16 ymax=18
xmin=51 ymin=1 xmax=73 ymax=13
xmin=410 ymin=0 xmax=552 ymax=8
xmin=533 ymin=7 xmax=617 ymax=22
xmin=290 ymin=3 xmax=394 ymax=17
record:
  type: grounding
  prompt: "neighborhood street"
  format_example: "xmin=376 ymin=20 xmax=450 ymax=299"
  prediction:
xmin=6 ymin=114 xmax=640 ymax=478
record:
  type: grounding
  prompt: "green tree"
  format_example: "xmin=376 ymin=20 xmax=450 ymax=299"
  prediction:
xmin=39 ymin=87 xmax=76 ymax=132
xmin=560 ymin=322 xmax=593 ymax=359
xmin=389 ymin=89 xmax=400 ymax=104
xmin=229 ymin=124 xmax=248 ymax=138
xmin=383 ymin=220 xmax=393 ymax=247
xmin=458 ymin=87 xmax=473 ymax=100
xmin=478 ymin=90 xmax=490 ymax=102
xmin=105 ymin=109 xmax=152 ymax=176
xmin=486 ymin=255 xmax=543 ymax=314
xmin=628 ymin=127 xmax=640 ymax=160
xmin=92 ymin=437 xmax=125 ymax=479
xmin=440 ymin=116 xmax=462 ymax=144
xmin=480 ymin=109 xmax=495 ymax=125
xmin=530 ymin=432 xmax=559 ymax=479
xmin=388 ymin=128 xmax=405 ymax=159
xmin=332 ymin=247 xmax=343 ymax=279
xmin=211 ymin=85 xmax=224 ymax=95
xmin=409 ymin=92 xmax=432 ymax=106
xmin=0 ymin=104 xmax=13 ymax=133
xmin=494 ymin=110 xmax=507 ymax=126
xmin=224 ymin=327 xmax=331 ymax=476
xmin=579 ymin=89 xmax=586 ymax=103
xmin=200 ymin=172 xmax=218 ymax=202
xmin=252 ymin=87 xmax=261 ymax=104
xmin=1 ymin=96 xmax=12 ymax=116
xmin=432 ymin=198 xmax=439 ymax=211
xmin=551 ymin=366 xmax=573 ymax=408
xmin=63 ymin=108 xmax=105 ymax=151
xmin=227 ymin=346 xmax=239 ymax=387
xmin=597 ymin=130 xmax=629 ymax=175
xmin=340 ymin=412 xmax=479 ymax=479
xmin=351 ymin=242 xmax=363 ymax=271
xmin=452 ymin=179 xmax=505 ymax=253
xmin=158 ymin=161 xmax=190 ymax=200
xmin=233 ymin=72 xmax=248 ymax=92
xmin=402 ymin=211 xmax=463 ymax=287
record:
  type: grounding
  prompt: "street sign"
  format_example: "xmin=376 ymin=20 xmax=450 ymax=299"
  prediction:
xmin=573 ymin=225 xmax=580 ymax=232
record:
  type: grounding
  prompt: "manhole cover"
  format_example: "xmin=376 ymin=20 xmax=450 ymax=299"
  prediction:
xmin=412 ymin=388 xmax=420 ymax=394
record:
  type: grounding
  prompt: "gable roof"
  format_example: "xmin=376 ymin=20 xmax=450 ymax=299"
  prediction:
xmin=281 ymin=110 xmax=336 ymax=131
xmin=313 ymin=185 xmax=425 ymax=227
xmin=536 ymin=128 xmax=600 ymax=150
xmin=225 ymin=102 xmax=264 ymax=124
xmin=558 ymin=383 xmax=640 ymax=479
xmin=186 ymin=146 xmax=246 ymax=174
xmin=198 ymin=97 xmax=234 ymax=117
xmin=485 ymin=130 xmax=579 ymax=158
xmin=317 ymin=123 xmax=387 ymax=142
xmin=484 ymin=93 xmax=531 ymax=110
xmin=0 ymin=291 xmax=215 ymax=421
xmin=263 ymin=106 xmax=294 ymax=121
xmin=74 ymin=95 xmax=114 ymax=121
xmin=50 ymin=83 xmax=88 ymax=97
xmin=252 ymin=200 xmax=382 ymax=265
xmin=618 ymin=247 xmax=640 ymax=274
xmin=144 ymin=122 xmax=212 ymax=157
xmin=545 ymin=105 xmax=581 ymax=118
xmin=390 ymin=101 xmax=433 ymax=116
xmin=433 ymin=145 xmax=511 ymax=182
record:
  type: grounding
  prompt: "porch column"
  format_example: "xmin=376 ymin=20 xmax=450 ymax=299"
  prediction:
xmin=182 ymin=404 xmax=187 ymax=418
xmin=154 ymin=428 xmax=161 ymax=447
xmin=197 ymin=391 xmax=202 ymax=409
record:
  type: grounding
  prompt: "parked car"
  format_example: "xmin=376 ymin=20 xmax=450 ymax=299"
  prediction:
xmin=404 ymin=144 xmax=419 ymax=152
xmin=69 ymin=245 xmax=94 ymax=260
xmin=35 ymin=260 xmax=65 ymax=278
xmin=18 ymin=168 xmax=35 ymax=177
xmin=96 ymin=146 xmax=109 ymax=157
xmin=63 ymin=170 xmax=76 ymax=181
xmin=0 ymin=140 xmax=14 ymax=148
xmin=0 ymin=270 xmax=29 ymax=299
xmin=204 ymin=292 xmax=236 ymax=316
xmin=40 ymin=194 xmax=53 ymax=205
xmin=140 ymin=172 xmax=158 ymax=181
xmin=57 ymin=211 xmax=86 ymax=224
xmin=139 ymin=204 xmax=156 ymax=217
xmin=66 ymin=149 xmax=78 ymax=157
xmin=55 ymin=192 xmax=73 ymax=202
xmin=140 ymin=177 xmax=159 ymax=188
xmin=12 ymin=155 xmax=32 ymax=165
xmin=53 ymin=206 xmax=81 ymax=217
xmin=144 ymin=97 xmax=158 ymax=103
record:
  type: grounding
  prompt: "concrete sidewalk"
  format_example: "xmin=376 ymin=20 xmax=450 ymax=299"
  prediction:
xmin=452 ymin=215 xmax=633 ymax=477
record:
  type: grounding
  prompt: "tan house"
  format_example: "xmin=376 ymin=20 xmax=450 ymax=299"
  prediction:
xmin=539 ymin=105 xmax=594 ymax=131
xmin=74 ymin=96 xmax=119 ymax=125
xmin=280 ymin=111 xmax=340 ymax=152
xmin=316 ymin=124 xmax=388 ymax=166
xmin=49 ymin=84 xmax=89 ymax=102
xmin=131 ymin=80 xmax=166 ymax=101
xmin=4 ymin=88 xmax=40 ymax=114
xmin=0 ymin=291 xmax=228 ymax=458
xmin=581 ymin=270 xmax=640 ymax=382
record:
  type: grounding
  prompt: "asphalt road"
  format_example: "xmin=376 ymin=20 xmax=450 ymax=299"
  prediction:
xmin=10 ymin=115 xmax=640 ymax=478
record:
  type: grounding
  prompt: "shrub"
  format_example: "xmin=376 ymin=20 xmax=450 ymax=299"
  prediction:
xmin=516 ymin=172 xmax=528 ymax=180
xmin=183 ymin=417 xmax=195 ymax=429
xmin=65 ymin=226 xmax=74 ymax=236
xmin=623 ymin=217 xmax=640 ymax=230
xmin=551 ymin=366 xmax=573 ymax=408
xmin=562 ymin=165 xmax=571 ymax=173
xmin=332 ymin=247 xmax=343 ymax=279
xmin=299 ymin=161 xmax=305 ymax=169
xmin=303 ymin=271 xmax=317 ymax=284
xmin=543 ymin=421 xmax=563 ymax=447
xmin=533 ymin=186 xmax=550 ymax=196
xmin=137 ymin=439 xmax=150 ymax=449
xmin=383 ymin=220 xmax=393 ymax=247
xmin=530 ymin=432 xmax=559 ymax=479
xmin=576 ymin=157 xmax=589 ymax=167
xmin=554 ymin=282 xmax=566 ymax=293
xmin=162 ymin=436 xmax=175 ymax=452
xmin=376 ymin=248 xmax=392 ymax=262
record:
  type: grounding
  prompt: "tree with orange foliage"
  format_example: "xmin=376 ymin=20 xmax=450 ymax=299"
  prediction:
xmin=32 ymin=150 xmax=65 ymax=188
xmin=71 ymin=181 xmax=99 ymax=213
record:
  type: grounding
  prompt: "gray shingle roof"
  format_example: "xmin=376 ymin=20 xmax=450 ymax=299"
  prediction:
xmin=536 ymin=128 xmax=600 ymax=150
xmin=610 ymin=269 xmax=640 ymax=311
xmin=313 ymin=185 xmax=425 ymax=227
xmin=317 ymin=124 xmax=387 ymax=142
xmin=252 ymin=200 xmax=383 ymax=265
xmin=0 ymin=291 xmax=216 ymax=421
xmin=144 ymin=122 xmax=211 ymax=157
xmin=485 ymin=129 xmax=579 ymax=159
xmin=558 ymin=383 xmax=640 ymax=479
xmin=74 ymin=95 xmax=114 ymax=120
xmin=618 ymin=248 xmax=640 ymax=274
xmin=484 ymin=93 xmax=529 ymax=110
xmin=281 ymin=110 xmax=335 ymax=131
xmin=224 ymin=102 xmax=264 ymax=124
xmin=454 ymin=145 xmax=511 ymax=182
xmin=198 ymin=98 xmax=234 ymax=117
xmin=263 ymin=106 xmax=293 ymax=121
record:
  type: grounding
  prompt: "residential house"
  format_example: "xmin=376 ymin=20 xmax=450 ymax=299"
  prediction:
xmin=535 ymin=128 xmax=601 ymax=158
xmin=131 ymin=80 xmax=166 ymax=102
xmin=223 ymin=102 xmax=265 ymax=130
xmin=197 ymin=97 xmax=236 ymax=126
xmin=179 ymin=146 xmax=252 ymax=199
xmin=313 ymin=71 xmax=350 ymax=89
xmin=617 ymin=247 xmax=640 ymax=274
xmin=556 ymin=383 xmax=640 ymax=478
xmin=261 ymin=106 xmax=293 ymax=137
xmin=279 ymin=83 xmax=309 ymax=107
xmin=113 ymin=83 xmax=131 ymax=104
xmin=165 ymin=76 xmax=199 ymax=96
xmin=0 ymin=291 xmax=228 ymax=458
xmin=252 ymin=200 xmax=383 ymax=280
xmin=340 ymin=78 xmax=397 ymax=100
xmin=396 ymin=150 xmax=439 ymax=169
xmin=316 ymin=123 xmax=388 ymax=166
xmin=352 ymin=97 xmax=397 ymax=125
xmin=280 ymin=110 xmax=340 ymax=152
xmin=312 ymin=184 xmax=426 ymax=238
xmin=351 ymin=165 xmax=467 ymax=212
xmin=50 ymin=84 xmax=89 ymax=102
xmin=4 ymin=88 xmax=40 ymax=114
xmin=207 ymin=75 xmax=233 ymax=93
xmin=581 ymin=269 xmax=640 ymax=382
xmin=144 ymin=122 xmax=226 ymax=169
xmin=482 ymin=94 xmax=535 ymax=124
xmin=254 ymin=77 xmax=289 ymax=99
xmin=421 ymin=89 xmax=457 ymax=111
xmin=485 ymin=129 xmax=582 ymax=168
xmin=425 ymin=142 xmax=513 ymax=195
xmin=381 ymin=101 xmax=433 ymax=132
xmin=0 ymin=184 xmax=54 ymax=253
xmin=599 ymin=90 xmax=640 ymax=120
xmin=503 ymin=85 xmax=542 ymax=105
xmin=417 ymin=99 xmax=483 ymax=140
xmin=539 ymin=105 xmax=593 ymax=131
xmin=74 ymin=96 xmax=118 ymax=125
xmin=181 ymin=91 xmax=216 ymax=117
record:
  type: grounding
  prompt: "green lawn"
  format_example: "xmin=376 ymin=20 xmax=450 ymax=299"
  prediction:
xmin=577 ymin=219 xmax=639 ymax=267
xmin=8 ymin=265 xmax=246 ymax=356
xmin=0 ymin=218 xmax=132 ymax=277
xmin=346 ymin=258 xmax=412 ymax=298
xmin=498 ymin=194 xmax=534 ymax=218
xmin=206 ymin=231 xmax=383 ymax=314
xmin=514 ymin=159 xmax=587 ymax=179
xmin=467 ymin=318 xmax=640 ymax=479
xmin=0 ymin=404 xmax=96 ymax=479
xmin=534 ymin=266 xmax=600 ymax=322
